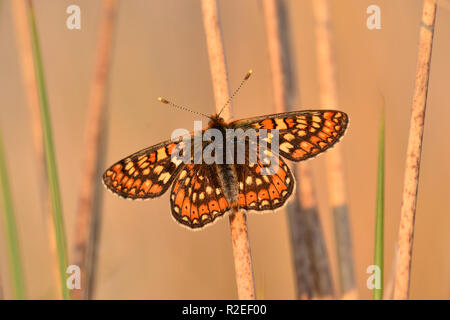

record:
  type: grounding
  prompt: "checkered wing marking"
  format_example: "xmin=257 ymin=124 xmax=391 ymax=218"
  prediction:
xmin=170 ymin=164 xmax=231 ymax=229
xmin=103 ymin=139 xmax=186 ymax=199
xmin=231 ymin=110 xmax=348 ymax=162
xmin=236 ymin=154 xmax=294 ymax=211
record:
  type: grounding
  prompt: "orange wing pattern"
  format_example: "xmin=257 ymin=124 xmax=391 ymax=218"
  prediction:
xmin=103 ymin=139 xmax=184 ymax=199
xmin=170 ymin=164 xmax=231 ymax=228
xmin=235 ymin=154 xmax=294 ymax=211
xmin=231 ymin=110 xmax=348 ymax=162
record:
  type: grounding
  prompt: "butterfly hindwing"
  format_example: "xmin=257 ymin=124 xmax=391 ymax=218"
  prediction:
xmin=103 ymin=139 xmax=185 ymax=199
xmin=231 ymin=110 xmax=348 ymax=162
xmin=236 ymin=153 xmax=294 ymax=211
xmin=170 ymin=164 xmax=231 ymax=228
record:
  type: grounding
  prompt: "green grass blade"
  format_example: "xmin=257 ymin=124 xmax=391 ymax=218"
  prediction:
xmin=373 ymin=108 xmax=385 ymax=300
xmin=0 ymin=132 xmax=26 ymax=299
xmin=27 ymin=3 xmax=70 ymax=300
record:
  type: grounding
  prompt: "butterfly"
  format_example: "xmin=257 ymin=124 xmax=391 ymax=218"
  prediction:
xmin=103 ymin=109 xmax=348 ymax=229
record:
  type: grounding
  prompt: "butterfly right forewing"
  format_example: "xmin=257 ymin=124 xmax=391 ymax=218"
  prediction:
xmin=231 ymin=110 xmax=349 ymax=162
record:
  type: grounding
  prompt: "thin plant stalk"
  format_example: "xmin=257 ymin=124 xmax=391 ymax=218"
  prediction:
xmin=72 ymin=0 xmax=118 ymax=300
xmin=373 ymin=108 xmax=385 ymax=300
xmin=0 ymin=132 xmax=26 ymax=300
xmin=263 ymin=0 xmax=334 ymax=299
xmin=11 ymin=0 xmax=61 ymax=297
xmin=27 ymin=0 xmax=70 ymax=300
xmin=201 ymin=0 xmax=255 ymax=300
xmin=0 ymin=0 xmax=4 ymax=301
xmin=394 ymin=0 xmax=437 ymax=300
xmin=312 ymin=0 xmax=357 ymax=299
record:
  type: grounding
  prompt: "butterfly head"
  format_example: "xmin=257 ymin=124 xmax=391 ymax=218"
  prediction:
xmin=208 ymin=114 xmax=226 ymax=127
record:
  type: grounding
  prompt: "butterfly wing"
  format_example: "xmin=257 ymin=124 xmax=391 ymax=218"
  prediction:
xmin=230 ymin=110 xmax=348 ymax=162
xmin=235 ymin=150 xmax=295 ymax=211
xmin=170 ymin=164 xmax=231 ymax=228
xmin=103 ymin=139 xmax=186 ymax=199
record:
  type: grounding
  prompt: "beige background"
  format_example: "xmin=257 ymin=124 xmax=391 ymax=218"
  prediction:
xmin=0 ymin=0 xmax=449 ymax=299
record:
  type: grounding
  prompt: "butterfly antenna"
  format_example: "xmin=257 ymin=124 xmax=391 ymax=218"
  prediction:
xmin=157 ymin=97 xmax=212 ymax=119
xmin=217 ymin=69 xmax=253 ymax=117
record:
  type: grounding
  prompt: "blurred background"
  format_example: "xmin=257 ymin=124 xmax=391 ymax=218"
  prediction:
xmin=0 ymin=0 xmax=449 ymax=299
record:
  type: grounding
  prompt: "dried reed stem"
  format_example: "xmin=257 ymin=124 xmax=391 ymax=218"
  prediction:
xmin=394 ymin=0 xmax=437 ymax=300
xmin=312 ymin=0 xmax=356 ymax=299
xmin=263 ymin=0 xmax=334 ymax=299
xmin=11 ymin=0 xmax=60 ymax=297
xmin=201 ymin=0 xmax=255 ymax=299
xmin=295 ymin=163 xmax=334 ymax=299
xmin=72 ymin=0 xmax=118 ymax=300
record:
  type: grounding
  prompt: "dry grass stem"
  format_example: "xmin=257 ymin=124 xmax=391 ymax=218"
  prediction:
xmin=296 ymin=162 xmax=334 ymax=299
xmin=312 ymin=0 xmax=357 ymax=299
xmin=394 ymin=0 xmax=437 ymax=300
xmin=201 ymin=0 xmax=255 ymax=300
xmin=72 ymin=0 xmax=118 ymax=300
xmin=263 ymin=0 xmax=334 ymax=299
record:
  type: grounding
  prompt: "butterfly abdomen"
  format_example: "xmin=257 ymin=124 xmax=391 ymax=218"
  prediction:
xmin=207 ymin=120 xmax=240 ymax=210
xmin=215 ymin=163 xmax=239 ymax=209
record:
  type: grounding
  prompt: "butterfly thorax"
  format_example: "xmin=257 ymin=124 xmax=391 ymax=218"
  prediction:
xmin=207 ymin=115 xmax=239 ymax=209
